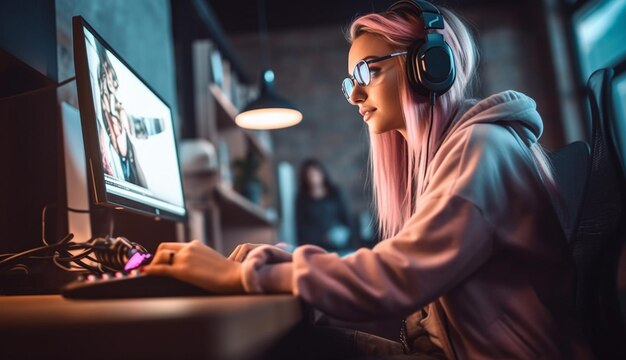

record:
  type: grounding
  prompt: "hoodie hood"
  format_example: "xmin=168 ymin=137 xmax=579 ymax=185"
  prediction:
xmin=448 ymin=90 xmax=543 ymax=146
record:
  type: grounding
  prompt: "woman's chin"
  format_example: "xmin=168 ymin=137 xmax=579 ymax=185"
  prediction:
xmin=368 ymin=123 xmax=392 ymax=135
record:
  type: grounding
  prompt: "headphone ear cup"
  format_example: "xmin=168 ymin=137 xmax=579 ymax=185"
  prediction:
xmin=406 ymin=39 xmax=429 ymax=97
xmin=406 ymin=34 xmax=456 ymax=97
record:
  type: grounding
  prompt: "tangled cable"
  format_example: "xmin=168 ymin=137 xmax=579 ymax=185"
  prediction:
xmin=0 ymin=234 xmax=150 ymax=274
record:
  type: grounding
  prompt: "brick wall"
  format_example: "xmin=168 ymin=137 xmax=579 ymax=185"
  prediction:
xmin=232 ymin=26 xmax=372 ymax=216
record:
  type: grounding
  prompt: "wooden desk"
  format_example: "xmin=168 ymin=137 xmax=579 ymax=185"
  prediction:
xmin=0 ymin=294 xmax=303 ymax=360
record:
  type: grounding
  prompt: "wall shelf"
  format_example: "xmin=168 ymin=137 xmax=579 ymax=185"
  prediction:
xmin=175 ymin=3 xmax=279 ymax=253
xmin=209 ymin=83 xmax=269 ymax=159
xmin=214 ymin=184 xmax=275 ymax=227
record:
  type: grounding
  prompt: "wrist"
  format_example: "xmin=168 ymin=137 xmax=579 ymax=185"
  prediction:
xmin=230 ymin=262 xmax=245 ymax=293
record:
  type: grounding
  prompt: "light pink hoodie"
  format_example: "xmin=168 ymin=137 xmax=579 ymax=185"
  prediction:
xmin=241 ymin=91 xmax=593 ymax=359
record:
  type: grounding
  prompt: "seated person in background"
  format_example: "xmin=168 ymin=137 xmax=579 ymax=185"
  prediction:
xmin=296 ymin=158 xmax=352 ymax=252
xmin=145 ymin=0 xmax=593 ymax=358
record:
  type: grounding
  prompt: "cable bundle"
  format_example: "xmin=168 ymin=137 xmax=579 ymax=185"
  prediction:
xmin=0 ymin=235 xmax=150 ymax=274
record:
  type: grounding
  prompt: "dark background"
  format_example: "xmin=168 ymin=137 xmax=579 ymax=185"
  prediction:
xmin=0 ymin=0 xmax=605 ymax=250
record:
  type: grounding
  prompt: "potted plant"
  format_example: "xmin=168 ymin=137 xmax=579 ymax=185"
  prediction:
xmin=231 ymin=149 xmax=265 ymax=205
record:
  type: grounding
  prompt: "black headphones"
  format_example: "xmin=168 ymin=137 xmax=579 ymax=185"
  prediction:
xmin=389 ymin=0 xmax=456 ymax=98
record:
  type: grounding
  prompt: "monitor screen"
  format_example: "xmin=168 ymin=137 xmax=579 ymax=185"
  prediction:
xmin=72 ymin=16 xmax=186 ymax=222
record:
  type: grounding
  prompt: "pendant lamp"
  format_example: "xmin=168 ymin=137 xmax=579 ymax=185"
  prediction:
xmin=235 ymin=0 xmax=302 ymax=130
xmin=235 ymin=69 xmax=302 ymax=129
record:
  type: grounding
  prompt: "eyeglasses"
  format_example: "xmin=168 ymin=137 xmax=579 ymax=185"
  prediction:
xmin=341 ymin=51 xmax=407 ymax=104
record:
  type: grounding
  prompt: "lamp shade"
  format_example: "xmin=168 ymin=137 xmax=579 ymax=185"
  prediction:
xmin=235 ymin=69 xmax=302 ymax=130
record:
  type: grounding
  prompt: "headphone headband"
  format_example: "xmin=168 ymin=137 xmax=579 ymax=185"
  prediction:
xmin=389 ymin=0 xmax=444 ymax=30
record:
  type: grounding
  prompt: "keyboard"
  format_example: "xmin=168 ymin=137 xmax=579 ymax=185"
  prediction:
xmin=61 ymin=270 xmax=212 ymax=299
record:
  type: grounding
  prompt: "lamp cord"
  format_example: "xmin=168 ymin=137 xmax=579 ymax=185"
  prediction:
xmin=257 ymin=0 xmax=271 ymax=70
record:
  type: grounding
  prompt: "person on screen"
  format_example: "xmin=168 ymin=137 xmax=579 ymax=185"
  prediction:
xmin=145 ymin=1 xmax=592 ymax=358
xmin=296 ymin=158 xmax=352 ymax=252
xmin=98 ymin=51 xmax=147 ymax=188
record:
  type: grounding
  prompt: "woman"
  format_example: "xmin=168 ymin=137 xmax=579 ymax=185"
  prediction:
xmin=145 ymin=1 xmax=591 ymax=358
xmin=296 ymin=158 xmax=352 ymax=251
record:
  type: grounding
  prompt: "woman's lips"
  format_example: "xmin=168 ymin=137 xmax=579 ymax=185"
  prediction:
xmin=360 ymin=108 xmax=376 ymax=122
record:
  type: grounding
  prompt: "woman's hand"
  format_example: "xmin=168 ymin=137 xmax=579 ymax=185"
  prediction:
xmin=143 ymin=240 xmax=244 ymax=294
xmin=228 ymin=243 xmax=265 ymax=262
xmin=228 ymin=242 xmax=295 ymax=262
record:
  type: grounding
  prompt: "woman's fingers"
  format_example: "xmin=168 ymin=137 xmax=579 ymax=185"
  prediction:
xmin=228 ymin=244 xmax=243 ymax=261
xmin=143 ymin=262 xmax=171 ymax=276
xmin=228 ymin=243 xmax=260 ymax=262
xmin=155 ymin=242 xmax=186 ymax=252
xmin=142 ymin=240 xmax=245 ymax=293
xmin=151 ymin=249 xmax=177 ymax=265
xmin=143 ymin=249 xmax=177 ymax=276
xmin=144 ymin=243 xmax=187 ymax=275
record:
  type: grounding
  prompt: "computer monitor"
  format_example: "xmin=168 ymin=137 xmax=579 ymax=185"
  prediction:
xmin=72 ymin=16 xmax=186 ymax=222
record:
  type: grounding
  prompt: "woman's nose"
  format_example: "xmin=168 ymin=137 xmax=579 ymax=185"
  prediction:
xmin=349 ymin=84 xmax=367 ymax=104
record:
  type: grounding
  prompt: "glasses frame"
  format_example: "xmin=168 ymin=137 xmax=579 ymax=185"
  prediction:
xmin=342 ymin=51 xmax=407 ymax=104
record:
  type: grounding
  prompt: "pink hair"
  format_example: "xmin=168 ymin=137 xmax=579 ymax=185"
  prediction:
xmin=347 ymin=6 xmax=555 ymax=239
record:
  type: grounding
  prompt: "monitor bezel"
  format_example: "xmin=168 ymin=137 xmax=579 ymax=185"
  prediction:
xmin=72 ymin=15 xmax=187 ymax=222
